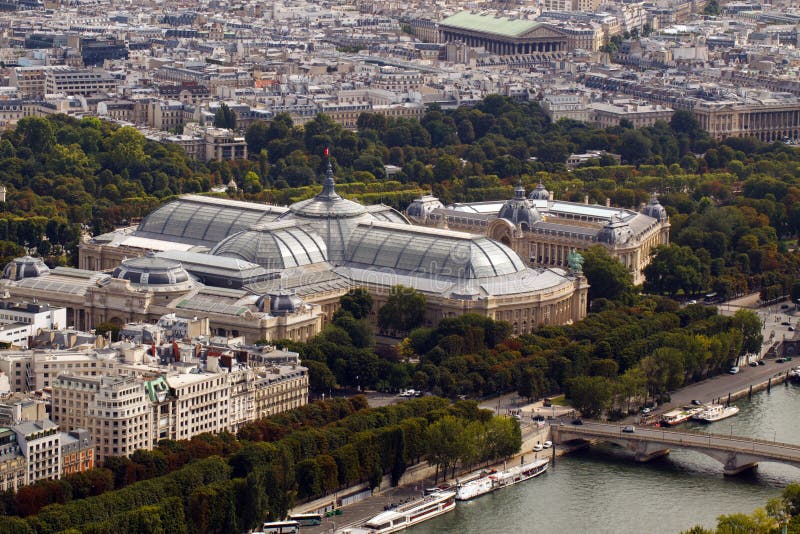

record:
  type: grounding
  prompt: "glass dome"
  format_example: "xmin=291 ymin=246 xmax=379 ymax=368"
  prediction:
xmin=210 ymin=222 xmax=328 ymax=269
xmin=3 ymin=256 xmax=50 ymax=281
xmin=278 ymin=162 xmax=375 ymax=263
xmin=112 ymin=256 xmax=194 ymax=288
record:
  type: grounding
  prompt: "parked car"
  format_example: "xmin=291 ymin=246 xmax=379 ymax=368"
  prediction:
xmin=781 ymin=304 xmax=790 ymax=309
xmin=543 ymin=440 xmax=553 ymax=449
xmin=642 ymin=407 xmax=652 ymax=414
xmin=749 ymin=362 xmax=758 ymax=367
xmin=789 ymin=326 xmax=795 ymax=331
xmin=622 ymin=425 xmax=635 ymax=433
xmin=729 ymin=366 xmax=740 ymax=374
xmin=571 ymin=418 xmax=584 ymax=425
xmin=758 ymin=360 xmax=766 ymax=366
xmin=687 ymin=299 xmax=697 ymax=305
xmin=533 ymin=442 xmax=544 ymax=452
xmin=691 ymin=399 xmax=703 ymax=406
xmin=781 ymin=322 xmax=791 ymax=326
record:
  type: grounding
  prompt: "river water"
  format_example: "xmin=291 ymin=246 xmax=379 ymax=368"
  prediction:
xmin=410 ymin=384 xmax=800 ymax=534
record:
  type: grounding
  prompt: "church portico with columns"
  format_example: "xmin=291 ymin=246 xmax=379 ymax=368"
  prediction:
xmin=438 ymin=12 xmax=569 ymax=55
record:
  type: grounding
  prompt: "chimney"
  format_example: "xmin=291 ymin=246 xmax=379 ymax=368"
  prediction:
xmin=584 ymin=194 xmax=589 ymax=204
xmin=605 ymin=198 xmax=611 ymax=207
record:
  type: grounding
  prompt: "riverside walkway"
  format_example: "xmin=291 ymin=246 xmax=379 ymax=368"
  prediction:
xmin=553 ymin=421 xmax=800 ymax=475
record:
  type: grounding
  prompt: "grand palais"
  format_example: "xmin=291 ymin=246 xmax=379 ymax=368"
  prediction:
xmin=0 ymin=167 xmax=675 ymax=343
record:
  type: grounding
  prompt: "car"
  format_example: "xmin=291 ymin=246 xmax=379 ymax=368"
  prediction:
xmin=533 ymin=442 xmax=544 ymax=452
xmin=781 ymin=304 xmax=790 ymax=309
xmin=542 ymin=398 xmax=552 ymax=407
xmin=622 ymin=425 xmax=635 ymax=433
xmin=641 ymin=407 xmax=652 ymax=414
xmin=749 ymin=362 xmax=758 ymax=367
xmin=790 ymin=326 xmax=795 ymax=332
xmin=782 ymin=322 xmax=791 ymax=326
xmin=729 ymin=366 xmax=740 ymax=374
xmin=571 ymin=418 xmax=584 ymax=425
xmin=532 ymin=414 xmax=545 ymax=422
xmin=777 ymin=357 xmax=786 ymax=363
xmin=691 ymin=399 xmax=703 ymax=406
xmin=758 ymin=360 xmax=766 ymax=366
xmin=687 ymin=299 xmax=697 ymax=305
xmin=543 ymin=440 xmax=553 ymax=449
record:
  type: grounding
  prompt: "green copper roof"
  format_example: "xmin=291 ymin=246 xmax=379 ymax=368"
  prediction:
xmin=440 ymin=12 xmax=542 ymax=38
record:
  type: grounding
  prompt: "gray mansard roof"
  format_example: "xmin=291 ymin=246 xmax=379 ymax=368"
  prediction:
xmin=135 ymin=194 xmax=286 ymax=247
xmin=345 ymin=221 xmax=526 ymax=279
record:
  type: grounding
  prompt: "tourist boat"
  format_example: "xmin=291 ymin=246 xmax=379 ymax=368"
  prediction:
xmin=660 ymin=407 xmax=703 ymax=426
xmin=692 ymin=404 xmax=740 ymax=423
xmin=456 ymin=458 xmax=549 ymax=501
xmin=337 ymin=490 xmax=456 ymax=534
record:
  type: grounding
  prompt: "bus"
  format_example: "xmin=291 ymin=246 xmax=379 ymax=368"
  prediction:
xmin=289 ymin=513 xmax=323 ymax=526
xmin=260 ymin=521 xmax=300 ymax=534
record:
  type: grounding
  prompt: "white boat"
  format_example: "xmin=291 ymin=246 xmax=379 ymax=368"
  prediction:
xmin=337 ymin=491 xmax=456 ymax=534
xmin=661 ymin=407 xmax=703 ymax=426
xmin=692 ymin=404 xmax=740 ymax=423
xmin=456 ymin=458 xmax=549 ymax=501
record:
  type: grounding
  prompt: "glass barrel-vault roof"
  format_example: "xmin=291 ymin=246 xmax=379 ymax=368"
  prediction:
xmin=345 ymin=222 xmax=525 ymax=279
xmin=210 ymin=222 xmax=328 ymax=270
xmin=135 ymin=195 xmax=286 ymax=247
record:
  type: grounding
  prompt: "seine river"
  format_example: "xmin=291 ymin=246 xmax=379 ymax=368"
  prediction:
xmin=410 ymin=384 xmax=800 ymax=534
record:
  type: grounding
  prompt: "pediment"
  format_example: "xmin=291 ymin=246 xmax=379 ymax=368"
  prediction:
xmin=519 ymin=25 xmax=568 ymax=40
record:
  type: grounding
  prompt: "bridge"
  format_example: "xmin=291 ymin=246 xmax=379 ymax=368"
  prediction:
xmin=552 ymin=422 xmax=800 ymax=475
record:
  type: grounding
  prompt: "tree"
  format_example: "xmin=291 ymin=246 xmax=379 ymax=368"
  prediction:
xmin=214 ymin=103 xmax=237 ymax=129
xmin=644 ymin=244 xmax=708 ymax=296
xmin=581 ymin=246 xmax=635 ymax=303
xmin=425 ymin=415 xmax=464 ymax=482
xmin=731 ymin=309 xmax=763 ymax=355
xmin=378 ymin=285 xmax=426 ymax=334
xmin=16 ymin=117 xmax=55 ymax=154
xmin=670 ymin=110 xmax=703 ymax=140
xmin=303 ymin=361 xmax=336 ymax=393
xmin=105 ymin=126 xmax=147 ymax=173
xmin=245 ymin=121 xmax=269 ymax=155
xmin=94 ymin=322 xmax=120 ymax=342
xmin=517 ymin=366 xmax=546 ymax=401
xmin=567 ymin=376 xmax=612 ymax=418
xmin=618 ymin=129 xmax=652 ymax=164
xmin=339 ymin=288 xmax=373 ymax=319
xmin=703 ymin=0 xmax=720 ymax=16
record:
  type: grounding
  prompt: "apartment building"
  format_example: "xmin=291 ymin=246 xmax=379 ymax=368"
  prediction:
xmin=0 ymin=427 xmax=26 ymax=491
xmin=12 ymin=419 xmax=60 ymax=484
xmin=253 ymin=365 xmax=309 ymax=419
xmin=52 ymin=374 xmax=152 ymax=463
xmin=166 ymin=369 xmax=229 ymax=441
xmin=60 ymin=428 xmax=93 ymax=475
